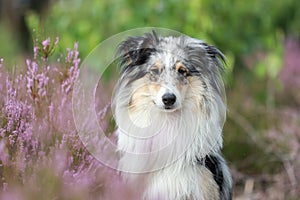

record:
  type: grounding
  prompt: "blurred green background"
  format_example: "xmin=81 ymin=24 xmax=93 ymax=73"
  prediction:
xmin=1 ymin=0 xmax=300 ymax=198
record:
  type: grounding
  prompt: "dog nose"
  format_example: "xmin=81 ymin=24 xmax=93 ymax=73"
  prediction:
xmin=162 ymin=93 xmax=176 ymax=106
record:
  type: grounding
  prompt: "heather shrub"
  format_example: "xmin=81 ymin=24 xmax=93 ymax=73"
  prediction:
xmin=0 ymin=37 xmax=135 ymax=200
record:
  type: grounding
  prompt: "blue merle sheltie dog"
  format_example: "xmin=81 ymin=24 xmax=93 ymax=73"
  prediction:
xmin=112 ymin=31 xmax=232 ymax=200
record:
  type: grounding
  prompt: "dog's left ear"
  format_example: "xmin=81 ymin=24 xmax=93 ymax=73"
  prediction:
xmin=202 ymin=43 xmax=226 ymax=65
xmin=117 ymin=31 xmax=159 ymax=73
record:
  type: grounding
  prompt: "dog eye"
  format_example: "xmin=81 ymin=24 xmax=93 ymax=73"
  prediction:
xmin=149 ymin=67 xmax=160 ymax=75
xmin=177 ymin=67 xmax=188 ymax=76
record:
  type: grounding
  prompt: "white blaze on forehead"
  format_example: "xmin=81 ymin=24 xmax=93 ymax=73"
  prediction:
xmin=163 ymin=52 xmax=175 ymax=70
xmin=154 ymin=37 xmax=186 ymax=70
xmin=151 ymin=51 xmax=177 ymax=71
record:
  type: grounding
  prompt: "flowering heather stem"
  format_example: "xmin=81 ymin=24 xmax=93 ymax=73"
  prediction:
xmin=0 ymin=37 xmax=131 ymax=199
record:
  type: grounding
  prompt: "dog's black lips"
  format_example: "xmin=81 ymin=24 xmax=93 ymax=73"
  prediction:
xmin=164 ymin=106 xmax=173 ymax=110
xmin=152 ymin=101 xmax=174 ymax=110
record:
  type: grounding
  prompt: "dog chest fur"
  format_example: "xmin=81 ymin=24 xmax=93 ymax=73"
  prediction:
xmin=144 ymin=162 xmax=220 ymax=200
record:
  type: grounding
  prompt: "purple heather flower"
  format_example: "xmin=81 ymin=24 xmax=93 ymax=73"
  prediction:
xmin=33 ymin=46 xmax=39 ymax=60
xmin=42 ymin=37 xmax=51 ymax=50
xmin=54 ymin=37 xmax=59 ymax=46
xmin=61 ymin=43 xmax=80 ymax=94
xmin=26 ymin=59 xmax=50 ymax=100
xmin=0 ymin=140 xmax=9 ymax=165
xmin=0 ymin=58 xmax=3 ymax=68
xmin=66 ymin=48 xmax=72 ymax=63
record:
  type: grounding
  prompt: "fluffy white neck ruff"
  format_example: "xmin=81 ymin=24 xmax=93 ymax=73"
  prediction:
xmin=116 ymin=98 xmax=223 ymax=173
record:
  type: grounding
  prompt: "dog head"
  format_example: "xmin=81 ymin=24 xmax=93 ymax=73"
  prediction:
xmin=114 ymin=31 xmax=225 ymax=119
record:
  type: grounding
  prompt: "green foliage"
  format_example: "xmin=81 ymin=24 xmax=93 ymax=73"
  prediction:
xmin=23 ymin=0 xmax=300 ymax=79
xmin=0 ymin=23 xmax=21 ymax=64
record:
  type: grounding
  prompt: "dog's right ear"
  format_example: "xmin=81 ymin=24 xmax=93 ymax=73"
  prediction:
xmin=117 ymin=31 xmax=159 ymax=73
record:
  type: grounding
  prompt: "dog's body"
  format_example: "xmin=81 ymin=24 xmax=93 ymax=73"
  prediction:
xmin=113 ymin=31 xmax=232 ymax=200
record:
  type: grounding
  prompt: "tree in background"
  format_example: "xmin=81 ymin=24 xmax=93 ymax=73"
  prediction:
xmin=0 ymin=0 xmax=52 ymax=52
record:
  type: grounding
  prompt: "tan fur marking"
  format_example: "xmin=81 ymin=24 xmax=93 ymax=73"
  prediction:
xmin=176 ymin=82 xmax=183 ymax=92
xmin=129 ymin=79 xmax=161 ymax=111
xmin=175 ymin=62 xmax=183 ymax=71
xmin=127 ymin=78 xmax=154 ymax=128
xmin=175 ymin=62 xmax=188 ymax=76
xmin=155 ymin=60 xmax=163 ymax=70
xmin=128 ymin=78 xmax=149 ymax=108
xmin=147 ymin=83 xmax=162 ymax=95
xmin=149 ymin=60 xmax=163 ymax=73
